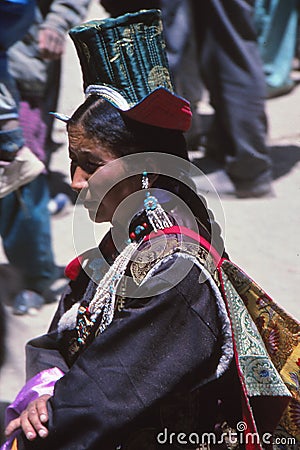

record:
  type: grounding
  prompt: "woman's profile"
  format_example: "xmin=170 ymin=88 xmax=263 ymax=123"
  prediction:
xmin=2 ymin=9 xmax=299 ymax=450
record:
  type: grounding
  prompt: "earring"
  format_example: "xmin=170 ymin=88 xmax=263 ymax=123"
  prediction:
xmin=142 ymin=171 xmax=172 ymax=232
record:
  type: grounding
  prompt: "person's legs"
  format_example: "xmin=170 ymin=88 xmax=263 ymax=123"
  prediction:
xmin=162 ymin=0 xmax=204 ymax=151
xmin=0 ymin=97 xmax=63 ymax=313
xmin=254 ymin=0 xmax=298 ymax=97
xmin=197 ymin=0 xmax=272 ymax=197
xmin=0 ymin=174 xmax=57 ymax=294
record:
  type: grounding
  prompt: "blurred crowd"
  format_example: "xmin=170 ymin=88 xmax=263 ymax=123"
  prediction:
xmin=0 ymin=0 xmax=299 ymax=358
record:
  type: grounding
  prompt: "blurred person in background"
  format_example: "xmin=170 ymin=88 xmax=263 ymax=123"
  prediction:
xmin=254 ymin=0 xmax=299 ymax=98
xmin=100 ymin=0 xmax=273 ymax=199
xmin=0 ymin=0 xmax=43 ymax=196
xmin=0 ymin=0 xmax=90 ymax=315
xmin=162 ymin=0 xmax=273 ymax=199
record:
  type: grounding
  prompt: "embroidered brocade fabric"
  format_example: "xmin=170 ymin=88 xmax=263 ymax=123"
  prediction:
xmin=221 ymin=260 xmax=300 ymax=443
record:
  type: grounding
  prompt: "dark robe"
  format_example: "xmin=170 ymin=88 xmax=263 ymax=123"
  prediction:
xmin=17 ymin=233 xmax=241 ymax=449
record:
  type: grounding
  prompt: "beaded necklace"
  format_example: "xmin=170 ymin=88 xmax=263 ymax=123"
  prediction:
xmin=59 ymin=186 xmax=172 ymax=350
xmin=63 ymin=240 xmax=139 ymax=350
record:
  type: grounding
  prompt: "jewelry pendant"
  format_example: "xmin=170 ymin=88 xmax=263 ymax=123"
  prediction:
xmin=144 ymin=192 xmax=172 ymax=232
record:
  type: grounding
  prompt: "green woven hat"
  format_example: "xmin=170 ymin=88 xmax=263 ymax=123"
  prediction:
xmin=68 ymin=9 xmax=191 ymax=131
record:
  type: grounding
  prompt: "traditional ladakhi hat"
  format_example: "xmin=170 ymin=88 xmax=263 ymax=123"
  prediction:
xmin=60 ymin=9 xmax=192 ymax=131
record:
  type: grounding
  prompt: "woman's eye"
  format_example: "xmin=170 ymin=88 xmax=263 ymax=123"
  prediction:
xmin=70 ymin=159 xmax=101 ymax=174
xmin=84 ymin=161 xmax=102 ymax=174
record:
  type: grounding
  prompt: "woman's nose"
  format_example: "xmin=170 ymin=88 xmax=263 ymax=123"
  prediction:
xmin=71 ymin=166 xmax=89 ymax=192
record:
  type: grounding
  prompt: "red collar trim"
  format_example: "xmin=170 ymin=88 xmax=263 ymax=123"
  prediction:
xmin=144 ymin=225 xmax=222 ymax=265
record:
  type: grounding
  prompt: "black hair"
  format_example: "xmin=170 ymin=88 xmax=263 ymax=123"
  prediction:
xmin=68 ymin=95 xmax=188 ymax=159
xmin=68 ymin=96 xmax=225 ymax=254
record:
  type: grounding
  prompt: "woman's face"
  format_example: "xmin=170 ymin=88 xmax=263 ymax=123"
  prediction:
xmin=68 ymin=124 xmax=140 ymax=223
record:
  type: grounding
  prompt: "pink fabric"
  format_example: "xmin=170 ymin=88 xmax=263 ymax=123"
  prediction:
xmin=1 ymin=367 xmax=64 ymax=450
xmin=19 ymin=100 xmax=47 ymax=165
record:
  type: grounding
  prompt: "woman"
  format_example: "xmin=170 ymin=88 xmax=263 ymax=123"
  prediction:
xmin=5 ymin=96 xmax=235 ymax=449
xmin=2 ymin=10 xmax=298 ymax=450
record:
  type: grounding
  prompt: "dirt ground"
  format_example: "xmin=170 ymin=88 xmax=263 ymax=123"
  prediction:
xmin=0 ymin=0 xmax=299 ymax=426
